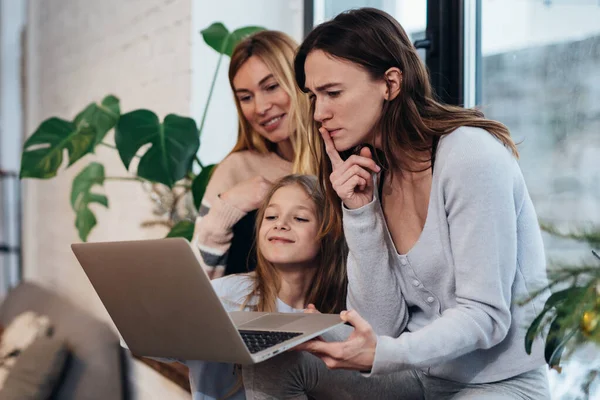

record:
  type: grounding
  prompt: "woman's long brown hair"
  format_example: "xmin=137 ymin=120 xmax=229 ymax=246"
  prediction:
xmin=294 ymin=7 xmax=518 ymax=240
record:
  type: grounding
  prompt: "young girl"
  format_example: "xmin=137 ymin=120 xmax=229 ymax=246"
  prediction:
xmin=183 ymin=174 xmax=346 ymax=399
xmin=192 ymin=31 xmax=317 ymax=279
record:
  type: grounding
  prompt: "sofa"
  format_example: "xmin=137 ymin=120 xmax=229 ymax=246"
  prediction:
xmin=0 ymin=282 xmax=128 ymax=399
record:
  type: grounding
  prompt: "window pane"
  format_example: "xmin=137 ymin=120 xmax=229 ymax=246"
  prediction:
xmin=314 ymin=0 xmax=427 ymax=53
xmin=479 ymin=2 xmax=600 ymax=398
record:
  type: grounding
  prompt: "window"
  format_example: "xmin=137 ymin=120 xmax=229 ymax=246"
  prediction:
xmin=473 ymin=1 xmax=600 ymax=397
xmin=0 ymin=0 xmax=26 ymax=295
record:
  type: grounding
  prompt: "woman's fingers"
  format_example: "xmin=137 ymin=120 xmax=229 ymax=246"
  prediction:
xmin=341 ymin=310 xmax=372 ymax=335
xmin=304 ymin=304 xmax=321 ymax=314
xmin=339 ymin=176 xmax=368 ymax=196
xmin=319 ymin=127 xmax=344 ymax=168
xmin=334 ymin=154 xmax=380 ymax=175
xmin=333 ymin=164 xmax=372 ymax=188
xmin=297 ymin=339 xmax=344 ymax=358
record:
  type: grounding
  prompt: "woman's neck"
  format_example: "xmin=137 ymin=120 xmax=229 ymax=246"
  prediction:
xmin=276 ymin=138 xmax=295 ymax=162
xmin=372 ymin=133 xmax=433 ymax=181
xmin=275 ymin=263 xmax=317 ymax=310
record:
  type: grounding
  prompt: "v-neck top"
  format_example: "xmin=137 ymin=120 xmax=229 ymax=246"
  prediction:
xmin=343 ymin=126 xmax=549 ymax=383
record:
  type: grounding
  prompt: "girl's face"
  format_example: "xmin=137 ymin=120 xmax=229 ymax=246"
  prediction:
xmin=233 ymin=56 xmax=292 ymax=145
xmin=304 ymin=50 xmax=387 ymax=151
xmin=258 ymin=184 xmax=320 ymax=267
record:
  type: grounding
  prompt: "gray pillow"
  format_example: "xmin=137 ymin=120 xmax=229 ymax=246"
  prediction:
xmin=0 ymin=335 xmax=70 ymax=399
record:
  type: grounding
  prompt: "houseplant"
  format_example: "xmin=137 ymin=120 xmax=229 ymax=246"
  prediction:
xmin=19 ymin=22 xmax=264 ymax=242
xmin=524 ymin=223 xmax=599 ymax=394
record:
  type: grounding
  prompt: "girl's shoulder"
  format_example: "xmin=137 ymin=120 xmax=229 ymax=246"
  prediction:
xmin=211 ymin=273 xmax=257 ymax=310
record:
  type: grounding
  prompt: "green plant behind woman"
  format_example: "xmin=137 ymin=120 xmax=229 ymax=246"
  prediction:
xmin=19 ymin=23 xmax=264 ymax=242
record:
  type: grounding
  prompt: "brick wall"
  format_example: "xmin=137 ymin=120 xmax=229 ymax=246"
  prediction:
xmin=24 ymin=0 xmax=193 ymax=398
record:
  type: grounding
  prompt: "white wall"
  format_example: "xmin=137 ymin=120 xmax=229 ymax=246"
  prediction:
xmin=23 ymin=0 xmax=194 ymax=398
xmin=192 ymin=0 xmax=304 ymax=165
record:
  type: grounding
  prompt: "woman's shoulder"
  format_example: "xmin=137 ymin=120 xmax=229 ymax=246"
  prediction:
xmin=437 ymin=126 xmax=515 ymax=171
xmin=205 ymin=151 xmax=272 ymax=194
xmin=215 ymin=150 xmax=290 ymax=180
xmin=221 ymin=149 xmax=283 ymax=166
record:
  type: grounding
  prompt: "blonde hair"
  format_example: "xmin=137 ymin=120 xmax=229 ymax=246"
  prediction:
xmin=228 ymin=31 xmax=316 ymax=175
xmin=244 ymin=174 xmax=348 ymax=313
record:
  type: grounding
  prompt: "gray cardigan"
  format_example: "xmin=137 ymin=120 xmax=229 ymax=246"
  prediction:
xmin=344 ymin=126 xmax=549 ymax=383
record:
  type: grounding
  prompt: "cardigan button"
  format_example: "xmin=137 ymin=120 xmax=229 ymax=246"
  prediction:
xmin=426 ymin=296 xmax=435 ymax=304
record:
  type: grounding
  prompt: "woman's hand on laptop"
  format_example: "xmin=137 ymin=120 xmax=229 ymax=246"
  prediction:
xmin=304 ymin=303 xmax=320 ymax=314
xmin=294 ymin=309 xmax=376 ymax=372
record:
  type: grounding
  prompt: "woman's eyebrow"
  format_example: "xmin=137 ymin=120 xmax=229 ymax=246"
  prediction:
xmin=235 ymin=74 xmax=275 ymax=93
xmin=258 ymin=74 xmax=275 ymax=86
xmin=316 ymin=82 xmax=341 ymax=92
xmin=305 ymin=82 xmax=342 ymax=94
xmin=266 ymin=203 xmax=314 ymax=213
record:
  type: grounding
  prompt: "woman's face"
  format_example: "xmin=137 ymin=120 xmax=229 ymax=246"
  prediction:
xmin=258 ymin=184 xmax=320 ymax=267
xmin=233 ymin=56 xmax=292 ymax=145
xmin=304 ymin=50 xmax=387 ymax=151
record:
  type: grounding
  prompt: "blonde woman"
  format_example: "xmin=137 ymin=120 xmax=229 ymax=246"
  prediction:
xmin=192 ymin=30 xmax=315 ymax=279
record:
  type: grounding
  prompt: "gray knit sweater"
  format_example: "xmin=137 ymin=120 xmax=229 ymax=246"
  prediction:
xmin=344 ymin=126 xmax=549 ymax=383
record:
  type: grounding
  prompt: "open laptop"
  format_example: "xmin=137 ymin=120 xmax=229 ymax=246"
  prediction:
xmin=71 ymin=237 xmax=344 ymax=364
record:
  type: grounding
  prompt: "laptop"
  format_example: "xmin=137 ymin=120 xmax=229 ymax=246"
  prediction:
xmin=71 ymin=237 xmax=344 ymax=364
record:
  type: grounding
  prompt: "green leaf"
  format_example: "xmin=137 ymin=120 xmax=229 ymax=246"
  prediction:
xmin=192 ymin=164 xmax=217 ymax=210
xmin=225 ymin=26 xmax=266 ymax=56
xmin=544 ymin=309 xmax=577 ymax=368
xmin=200 ymin=23 xmax=265 ymax=56
xmin=201 ymin=22 xmax=230 ymax=54
xmin=166 ymin=220 xmax=195 ymax=242
xmin=76 ymin=208 xmax=97 ymax=243
xmin=525 ymin=287 xmax=584 ymax=354
xmin=71 ymin=162 xmax=108 ymax=241
xmin=547 ymin=328 xmax=577 ymax=369
xmin=20 ymin=118 xmax=95 ymax=179
xmin=20 ymin=96 xmax=121 ymax=179
xmin=115 ymin=111 xmax=200 ymax=187
xmin=73 ymin=95 xmax=120 ymax=146
xmin=525 ymin=309 xmax=553 ymax=354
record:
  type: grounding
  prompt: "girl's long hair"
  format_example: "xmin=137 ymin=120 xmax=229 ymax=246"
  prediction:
xmin=294 ymin=7 xmax=518 ymax=240
xmin=228 ymin=30 xmax=316 ymax=174
xmin=243 ymin=174 xmax=348 ymax=314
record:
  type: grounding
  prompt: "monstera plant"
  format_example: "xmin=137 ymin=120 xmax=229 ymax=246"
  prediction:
xmin=19 ymin=23 xmax=264 ymax=242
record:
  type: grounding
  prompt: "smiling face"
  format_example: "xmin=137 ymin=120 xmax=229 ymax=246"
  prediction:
xmin=258 ymin=184 xmax=320 ymax=267
xmin=233 ymin=56 xmax=292 ymax=145
xmin=304 ymin=50 xmax=388 ymax=151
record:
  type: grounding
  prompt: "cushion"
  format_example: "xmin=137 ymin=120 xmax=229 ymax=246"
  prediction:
xmin=0 ymin=311 xmax=53 ymax=388
xmin=0 ymin=335 xmax=70 ymax=399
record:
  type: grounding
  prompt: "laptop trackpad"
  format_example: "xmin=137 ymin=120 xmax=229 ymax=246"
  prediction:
xmin=239 ymin=314 xmax=304 ymax=330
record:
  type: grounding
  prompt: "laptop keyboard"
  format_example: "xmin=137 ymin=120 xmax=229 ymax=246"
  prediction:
xmin=239 ymin=330 xmax=303 ymax=354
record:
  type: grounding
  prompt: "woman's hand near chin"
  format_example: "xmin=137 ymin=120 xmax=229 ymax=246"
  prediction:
xmin=320 ymin=127 xmax=379 ymax=209
xmin=220 ymin=175 xmax=273 ymax=212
